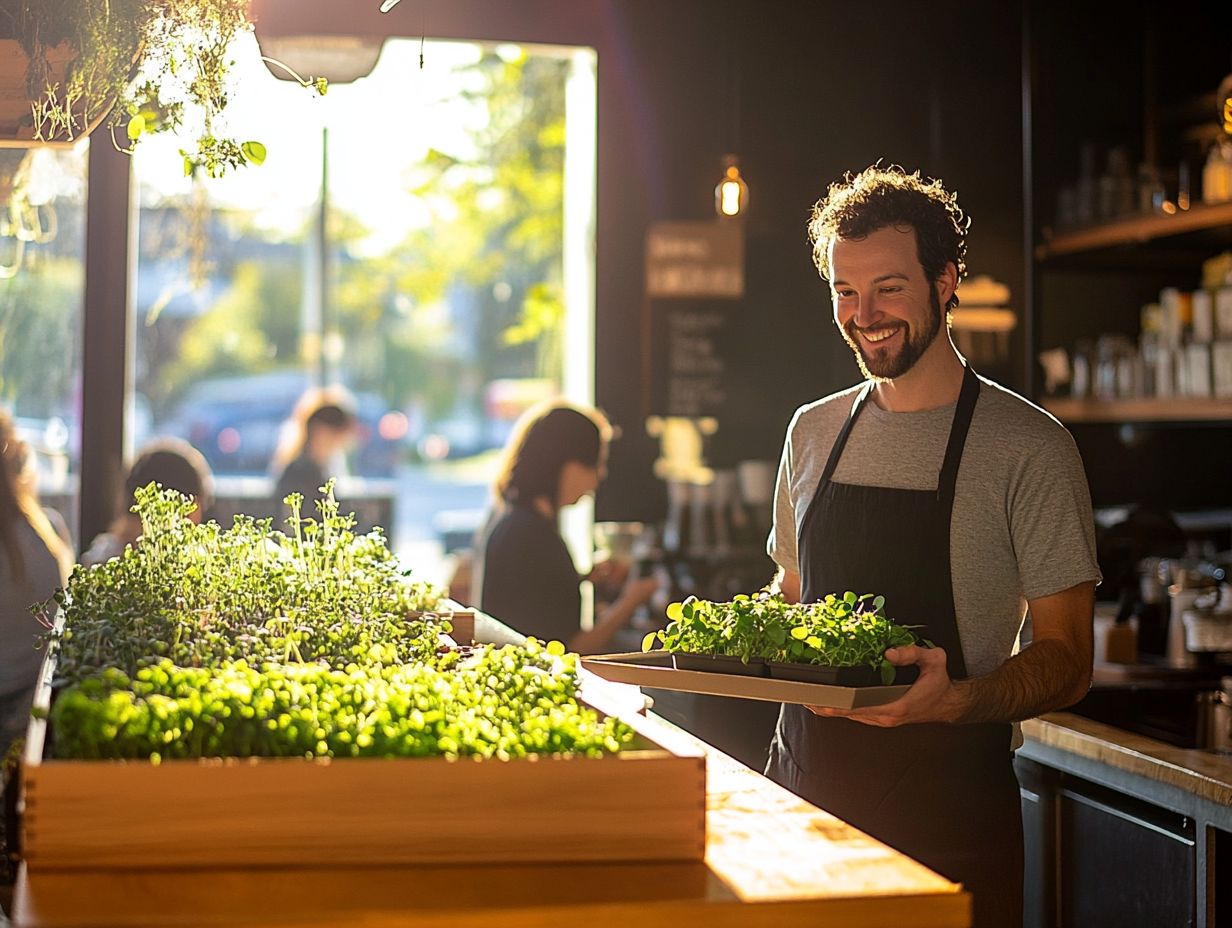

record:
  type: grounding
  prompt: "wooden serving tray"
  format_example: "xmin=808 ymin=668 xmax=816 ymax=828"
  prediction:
xmin=582 ymin=652 xmax=912 ymax=708
xmin=21 ymin=646 xmax=705 ymax=872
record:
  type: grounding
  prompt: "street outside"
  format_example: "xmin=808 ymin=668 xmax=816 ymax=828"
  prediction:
xmin=387 ymin=455 xmax=496 ymax=591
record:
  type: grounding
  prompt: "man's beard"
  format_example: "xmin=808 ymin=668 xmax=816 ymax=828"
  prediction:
xmin=841 ymin=288 xmax=944 ymax=382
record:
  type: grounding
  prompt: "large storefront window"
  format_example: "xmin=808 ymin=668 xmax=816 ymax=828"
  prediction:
xmin=130 ymin=34 xmax=595 ymax=585
xmin=0 ymin=146 xmax=88 ymax=543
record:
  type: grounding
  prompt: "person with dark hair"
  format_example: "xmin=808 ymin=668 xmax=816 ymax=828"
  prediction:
xmin=0 ymin=409 xmax=71 ymax=759
xmin=81 ymin=438 xmax=215 ymax=566
xmin=766 ymin=164 xmax=1100 ymax=927
xmin=477 ymin=401 xmax=657 ymax=653
xmin=271 ymin=390 xmax=358 ymax=518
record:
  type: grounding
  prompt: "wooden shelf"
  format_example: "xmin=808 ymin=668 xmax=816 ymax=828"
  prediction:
xmin=1036 ymin=200 xmax=1232 ymax=260
xmin=1043 ymin=397 xmax=1232 ymax=423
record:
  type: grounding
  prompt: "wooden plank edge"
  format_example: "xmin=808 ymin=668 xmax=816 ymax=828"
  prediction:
xmin=16 ymin=893 xmax=969 ymax=928
xmin=1035 ymin=200 xmax=1232 ymax=259
xmin=22 ymin=611 xmax=61 ymax=772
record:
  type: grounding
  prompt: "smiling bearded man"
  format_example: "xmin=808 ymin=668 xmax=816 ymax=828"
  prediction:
xmin=840 ymin=270 xmax=944 ymax=380
xmin=763 ymin=164 xmax=1102 ymax=928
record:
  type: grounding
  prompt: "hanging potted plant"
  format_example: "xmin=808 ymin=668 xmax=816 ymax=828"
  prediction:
xmin=0 ymin=0 xmax=325 ymax=177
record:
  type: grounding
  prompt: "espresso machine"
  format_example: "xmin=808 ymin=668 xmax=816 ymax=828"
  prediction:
xmin=1138 ymin=557 xmax=1227 ymax=666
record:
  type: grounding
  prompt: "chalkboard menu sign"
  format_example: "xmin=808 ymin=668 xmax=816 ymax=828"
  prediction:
xmin=643 ymin=222 xmax=744 ymax=419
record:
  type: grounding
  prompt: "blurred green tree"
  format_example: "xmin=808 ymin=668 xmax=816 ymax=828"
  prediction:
xmin=0 ymin=256 xmax=83 ymax=417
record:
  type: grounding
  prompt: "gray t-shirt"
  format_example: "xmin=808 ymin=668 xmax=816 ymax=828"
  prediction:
xmin=769 ymin=374 xmax=1101 ymax=677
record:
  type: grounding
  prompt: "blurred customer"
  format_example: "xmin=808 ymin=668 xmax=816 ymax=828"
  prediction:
xmin=0 ymin=409 xmax=72 ymax=759
xmin=271 ymin=388 xmax=358 ymax=519
xmin=81 ymin=438 xmax=214 ymax=567
xmin=477 ymin=401 xmax=657 ymax=653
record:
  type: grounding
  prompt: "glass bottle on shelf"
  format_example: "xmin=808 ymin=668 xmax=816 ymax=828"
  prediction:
xmin=1071 ymin=338 xmax=1093 ymax=398
xmin=1218 ymin=60 xmax=1232 ymax=138
xmin=1095 ymin=337 xmax=1118 ymax=400
xmin=1137 ymin=162 xmax=1166 ymax=214
xmin=1203 ymin=141 xmax=1232 ymax=204
xmin=1076 ymin=141 xmax=1097 ymax=225
xmin=1202 ymin=60 xmax=1232 ymax=205
xmin=1139 ymin=303 xmax=1161 ymax=398
xmin=1099 ymin=147 xmax=1134 ymax=219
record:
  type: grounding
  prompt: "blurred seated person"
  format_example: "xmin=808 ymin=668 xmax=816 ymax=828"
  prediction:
xmin=0 ymin=409 xmax=72 ymax=759
xmin=81 ymin=438 xmax=214 ymax=567
xmin=477 ymin=401 xmax=658 ymax=654
xmin=271 ymin=388 xmax=358 ymax=520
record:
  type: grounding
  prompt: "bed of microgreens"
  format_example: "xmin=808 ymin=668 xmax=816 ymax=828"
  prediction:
xmin=38 ymin=484 xmax=631 ymax=761
xmin=643 ymin=589 xmax=924 ymax=685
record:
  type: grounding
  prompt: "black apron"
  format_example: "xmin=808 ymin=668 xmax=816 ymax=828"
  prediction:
xmin=766 ymin=366 xmax=1023 ymax=928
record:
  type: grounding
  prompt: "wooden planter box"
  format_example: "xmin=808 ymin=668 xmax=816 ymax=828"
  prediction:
xmin=21 ymin=647 xmax=705 ymax=872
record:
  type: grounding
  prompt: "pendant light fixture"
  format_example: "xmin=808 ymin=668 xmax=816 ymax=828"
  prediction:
xmin=715 ymin=155 xmax=749 ymax=218
xmin=713 ymin=21 xmax=748 ymax=219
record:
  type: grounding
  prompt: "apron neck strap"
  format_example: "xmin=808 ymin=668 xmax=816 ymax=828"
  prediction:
xmin=818 ymin=365 xmax=981 ymax=497
xmin=936 ymin=365 xmax=981 ymax=502
xmin=818 ymin=380 xmax=875 ymax=485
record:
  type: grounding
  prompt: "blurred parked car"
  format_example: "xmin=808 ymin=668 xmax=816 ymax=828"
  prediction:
xmin=415 ymin=414 xmax=489 ymax=461
xmin=415 ymin=379 xmax=556 ymax=462
xmin=158 ymin=372 xmax=409 ymax=477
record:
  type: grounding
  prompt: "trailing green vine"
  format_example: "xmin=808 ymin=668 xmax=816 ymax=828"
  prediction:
xmin=5 ymin=0 xmax=325 ymax=177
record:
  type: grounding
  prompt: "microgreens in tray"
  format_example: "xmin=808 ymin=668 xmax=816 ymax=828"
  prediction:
xmin=643 ymin=589 xmax=925 ymax=685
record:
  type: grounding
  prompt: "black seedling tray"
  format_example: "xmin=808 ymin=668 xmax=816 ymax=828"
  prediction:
xmin=765 ymin=661 xmax=920 ymax=687
xmin=672 ymin=653 xmax=768 ymax=677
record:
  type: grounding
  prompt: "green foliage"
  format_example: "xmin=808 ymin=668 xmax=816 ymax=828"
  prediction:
xmin=131 ymin=47 xmax=573 ymax=422
xmin=644 ymin=589 xmax=924 ymax=683
xmin=642 ymin=596 xmax=757 ymax=662
xmin=45 ymin=482 xmax=446 ymax=685
xmin=49 ymin=641 xmax=632 ymax=761
xmin=42 ymin=484 xmax=631 ymax=762
xmin=13 ymin=0 xmax=325 ymax=177
xmin=0 ymin=255 xmax=82 ymax=415
xmin=144 ymin=258 xmax=301 ymax=418
xmin=394 ymin=51 xmax=569 ymax=386
xmin=781 ymin=592 xmax=920 ymax=685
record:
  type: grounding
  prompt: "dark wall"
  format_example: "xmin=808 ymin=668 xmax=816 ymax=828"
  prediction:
xmin=592 ymin=0 xmax=1027 ymax=520
xmin=256 ymin=0 xmax=1028 ymax=521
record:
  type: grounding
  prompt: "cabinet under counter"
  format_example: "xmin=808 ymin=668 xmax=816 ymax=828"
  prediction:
xmin=1018 ymin=712 xmax=1232 ymax=928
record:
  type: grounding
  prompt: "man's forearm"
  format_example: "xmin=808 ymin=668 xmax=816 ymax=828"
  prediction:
xmin=949 ymin=639 xmax=1090 ymax=724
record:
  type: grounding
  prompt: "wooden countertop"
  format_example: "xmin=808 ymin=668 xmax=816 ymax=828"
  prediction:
xmin=1023 ymin=712 xmax=1232 ymax=806
xmin=12 ymin=725 xmax=967 ymax=928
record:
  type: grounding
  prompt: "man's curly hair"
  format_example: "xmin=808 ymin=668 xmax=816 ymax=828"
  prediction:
xmin=807 ymin=164 xmax=970 ymax=311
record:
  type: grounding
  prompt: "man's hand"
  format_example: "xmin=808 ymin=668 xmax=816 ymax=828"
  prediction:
xmin=805 ymin=581 xmax=1096 ymax=728
xmin=806 ymin=644 xmax=968 ymax=726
